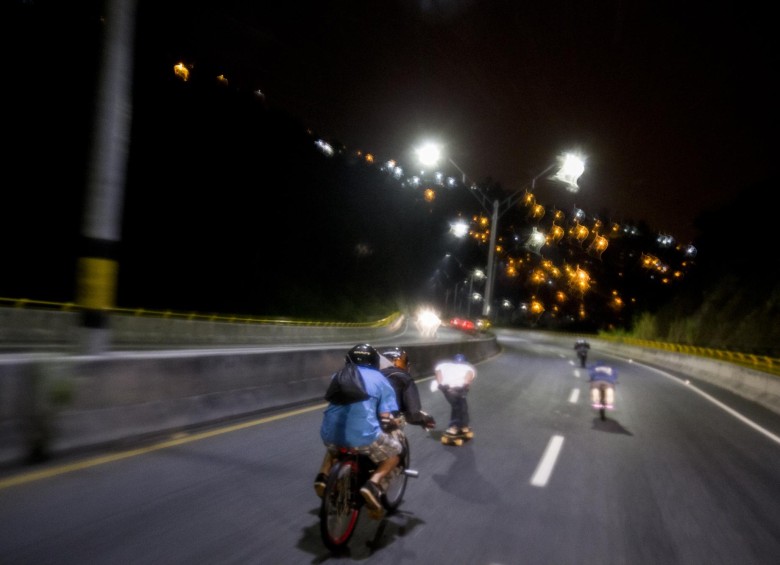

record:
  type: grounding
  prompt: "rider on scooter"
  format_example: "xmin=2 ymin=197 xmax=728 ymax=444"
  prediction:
xmin=588 ymin=361 xmax=618 ymax=409
xmin=574 ymin=338 xmax=590 ymax=367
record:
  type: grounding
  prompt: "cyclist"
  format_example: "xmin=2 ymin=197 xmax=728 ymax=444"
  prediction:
xmin=574 ymin=338 xmax=590 ymax=367
xmin=314 ymin=344 xmax=403 ymax=514
xmin=434 ymin=353 xmax=477 ymax=436
xmin=588 ymin=361 xmax=618 ymax=409
xmin=379 ymin=346 xmax=436 ymax=430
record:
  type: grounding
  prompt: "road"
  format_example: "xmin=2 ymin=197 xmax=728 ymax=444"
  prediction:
xmin=1 ymin=329 xmax=779 ymax=564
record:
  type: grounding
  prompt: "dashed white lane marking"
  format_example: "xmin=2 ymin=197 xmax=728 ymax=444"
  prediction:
xmin=530 ymin=435 xmax=564 ymax=487
xmin=568 ymin=388 xmax=580 ymax=403
xmin=573 ymin=368 xmax=581 ymax=378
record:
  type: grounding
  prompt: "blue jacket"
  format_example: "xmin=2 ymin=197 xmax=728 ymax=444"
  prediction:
xmin=320 ymin=365 xmax=399 ymax=447
xmin=588 ymin=364 xmax=618 ymax=385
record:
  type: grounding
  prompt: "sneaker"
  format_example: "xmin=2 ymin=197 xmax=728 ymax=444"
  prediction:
xmin=460 ymin=427 xmax=472 ymax=434
xmin=445 ymin=426 xmax=459 ymax=435
xmin=605 ymin=404 xmax=614 ymax=410
xmin=360 ymin=481 xmax=383 ymax=511
xmin=592 ymin=403 xmax=603 ymax=409
xmin=314 ymin=473 xmax=327 ymax=498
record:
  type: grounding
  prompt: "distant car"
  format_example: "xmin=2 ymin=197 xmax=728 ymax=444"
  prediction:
xmin=414 ymin=307 xmax=442 ymax=337
xmin=474 ymin=317 xmax=491 ymax=332
xmin=449 ymin=317 xmax=476 ymax=333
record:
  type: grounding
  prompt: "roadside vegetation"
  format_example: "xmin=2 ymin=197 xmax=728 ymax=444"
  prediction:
xmin=606 ymin=186 xmax=778 ymax=358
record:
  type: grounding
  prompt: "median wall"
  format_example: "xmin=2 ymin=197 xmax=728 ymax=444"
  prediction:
xmin=0 ymin=337 xmax=501 ymax=467
xmin=0 ymin=306 xmax=407 ymax=349
xmin=4 ymin=324 xmax=779 ymax=469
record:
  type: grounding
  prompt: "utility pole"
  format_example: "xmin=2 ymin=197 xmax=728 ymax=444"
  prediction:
xmin=76 ymin=0 xmax=138 ymax=354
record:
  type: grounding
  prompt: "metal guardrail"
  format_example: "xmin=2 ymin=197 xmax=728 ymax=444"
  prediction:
xmin=4 ymin=297 xmax=776 ymax=377
xmin=0 ymin=297 xmax=400 ymax=328
xmin=598 ymin=334 xmax=780 ymax=377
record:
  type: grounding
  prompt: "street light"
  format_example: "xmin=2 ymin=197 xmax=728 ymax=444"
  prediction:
xmin=466 ymin=268 xmax=485 ymax=318
xmin=416 ymin=143 xmax=585 ymax=318
xmin=415 ymin=142 xmax=469 ymax=185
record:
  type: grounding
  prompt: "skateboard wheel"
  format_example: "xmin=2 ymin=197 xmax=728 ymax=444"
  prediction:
xmin=441 ymin=435 xmax=462 ymax=446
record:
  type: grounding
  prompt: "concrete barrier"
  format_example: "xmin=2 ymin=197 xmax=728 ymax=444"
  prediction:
xmin=3 ymin=324 xmax=778 ymax=468
xmin=0 ymin=336 xmax=500 ymax=467
xmin=594 ymin=338 xmax=780 ymax=416
xmin=0 ymin=307 xmax=407 ymax=350
xmin=533 ymin=331 xmax=780 ymax=418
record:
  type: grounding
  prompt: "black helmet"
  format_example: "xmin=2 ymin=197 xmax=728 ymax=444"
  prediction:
xmin=380 ymin=346 xmax=409 ymax=370
xmin=346 ymin=343 xmax=380 ymax=369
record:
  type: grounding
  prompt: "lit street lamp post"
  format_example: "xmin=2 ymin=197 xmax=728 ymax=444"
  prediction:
xmin=466 ymin=269 xmax=485 ymax=319
xmin=416 ymin=143 xmax=585 ymax=319
xmin=475 ymin=159 xmax=584 ymax=318
xmin=442 ymin=253 xmax=476 ymax=318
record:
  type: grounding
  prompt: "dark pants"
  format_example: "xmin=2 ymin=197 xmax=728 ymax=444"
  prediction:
xmin=441 ymin=386 xmax=469 ymax=428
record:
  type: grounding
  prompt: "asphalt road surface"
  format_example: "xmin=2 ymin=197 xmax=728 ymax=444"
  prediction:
xmin=1 ymin=329 xmax=779 ymax=564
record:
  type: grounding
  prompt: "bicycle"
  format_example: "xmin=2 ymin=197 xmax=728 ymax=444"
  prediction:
xmin=319 ymin=431 xmax=418 ymax=552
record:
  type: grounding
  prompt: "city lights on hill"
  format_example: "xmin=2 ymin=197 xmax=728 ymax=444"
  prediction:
xmin=166 ymin=67 xmax=697 ymax=328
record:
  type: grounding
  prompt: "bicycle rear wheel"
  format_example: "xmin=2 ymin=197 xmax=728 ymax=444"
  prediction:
xmin=599 ymin=386 xmax=607 ymax=420
xmin=319 ymin=461 xmax=360 ymax=551
xmin=382 ymin=434 xmax=410 ymax=513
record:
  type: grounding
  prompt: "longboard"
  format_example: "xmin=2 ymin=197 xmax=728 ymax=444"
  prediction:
xmin=441 ymin=430 xmax=474 ymax=446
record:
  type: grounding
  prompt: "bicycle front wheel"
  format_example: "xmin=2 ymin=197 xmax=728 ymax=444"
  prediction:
xmin=319 ymin=461 xmax=360 ymax=552
xmin=383 ymin=434 xmax=410 ymax=513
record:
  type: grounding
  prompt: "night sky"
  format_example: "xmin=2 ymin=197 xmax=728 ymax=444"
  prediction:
xmin=147 ymin=0 xmax=774 ymax=244
xmin=3 ymin=0 xmax=774 ymax=316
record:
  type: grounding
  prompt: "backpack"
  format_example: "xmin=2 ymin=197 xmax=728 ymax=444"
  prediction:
xmin=324 ymin=361 xmax=370 ymax=405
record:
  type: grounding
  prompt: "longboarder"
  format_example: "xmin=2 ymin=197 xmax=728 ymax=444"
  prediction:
xmin=434 ymin=353 xmax=477 ymax=445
